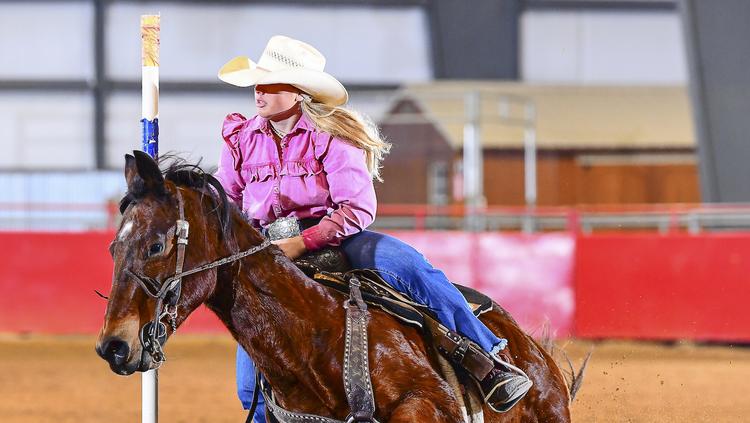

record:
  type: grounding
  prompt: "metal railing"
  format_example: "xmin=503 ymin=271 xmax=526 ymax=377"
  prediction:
xmin=2 ymin=201 xmax=750 ymax=234
xmin=0 ymin=202 xmax=118 ymax=231
xmin=372 ymin=203 xmax=750 ymax=234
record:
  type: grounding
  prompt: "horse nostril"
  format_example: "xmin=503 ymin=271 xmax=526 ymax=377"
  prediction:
xmin=99 ymin=338 xmax=130 ymax=367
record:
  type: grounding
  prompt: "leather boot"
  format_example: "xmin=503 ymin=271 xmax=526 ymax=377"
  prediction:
xmin=436 ymin=330 xmax=532 ymax=413
xmin=479 ymin=359 xmax=533 ymax=413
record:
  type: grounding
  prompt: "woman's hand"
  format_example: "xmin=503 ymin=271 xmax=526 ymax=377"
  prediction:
xmin=271 ymin=235 xmax=307 ymax=260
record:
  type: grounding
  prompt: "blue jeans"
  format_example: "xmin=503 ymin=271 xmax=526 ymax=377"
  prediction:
xmin=237 ymin=346 xmax=266 ymax=421
xmin=236 ymin=230 xmax=505 ymax=414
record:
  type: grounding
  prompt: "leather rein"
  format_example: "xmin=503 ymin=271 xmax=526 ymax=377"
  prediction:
xmin=124 ymin=187 xmax=270 ymax=364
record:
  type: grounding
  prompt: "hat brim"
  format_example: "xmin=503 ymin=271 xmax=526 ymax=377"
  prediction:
xmin=218 ymin=56 xmax=348 ymax=106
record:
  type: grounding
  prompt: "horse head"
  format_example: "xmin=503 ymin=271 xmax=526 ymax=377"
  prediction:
xmin=95 ymin=150 xmax=239 ymax=375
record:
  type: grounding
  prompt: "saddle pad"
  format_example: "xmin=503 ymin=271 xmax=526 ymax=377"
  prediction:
xmin=452 ymin=283 xmax=494 ymax=316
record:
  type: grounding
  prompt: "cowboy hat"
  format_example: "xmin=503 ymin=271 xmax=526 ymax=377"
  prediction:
xmin=218 ymin=35 xmax=348 ymax=106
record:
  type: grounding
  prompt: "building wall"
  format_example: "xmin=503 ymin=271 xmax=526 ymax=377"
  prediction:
xmin=1 ymin=2 xmax=701 ymax=208
xmin=0 ymin=2 xmax=431 ymax=170
xmin=521 ymin=9 xmax=687 ymax=84
xmin=377 ymin=110 xmax=455 ymax=204
xmin=374 ymin=146 xmax=700 ymax=207
xmin=482 ymin=150 xmax=700 ymax=206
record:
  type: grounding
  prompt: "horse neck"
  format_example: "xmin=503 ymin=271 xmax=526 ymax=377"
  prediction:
xmin=206 ymin=209 xmax=338 ymax=393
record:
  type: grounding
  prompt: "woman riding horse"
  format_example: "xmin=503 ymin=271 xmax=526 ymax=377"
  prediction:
xmin=214 ymin=35 xmax=532 ymax=421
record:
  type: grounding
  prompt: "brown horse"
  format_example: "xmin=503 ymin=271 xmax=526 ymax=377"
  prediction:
xmin=96 ymin=151 xmax=584 ymax=422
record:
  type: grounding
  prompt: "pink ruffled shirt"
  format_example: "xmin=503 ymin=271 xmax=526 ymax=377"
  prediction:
xmin=214 ymin=112 xmax=377 ymax=251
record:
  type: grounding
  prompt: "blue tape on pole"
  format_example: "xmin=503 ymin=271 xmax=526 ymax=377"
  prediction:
xmin=141 ymin=118 xmax=159 ymax=159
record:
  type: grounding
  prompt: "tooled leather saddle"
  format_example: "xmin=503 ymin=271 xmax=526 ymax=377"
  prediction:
xmin=264 ymin=216 xmax=498 ymax=381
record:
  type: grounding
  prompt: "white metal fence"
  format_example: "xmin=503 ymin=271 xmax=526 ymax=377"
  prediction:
xmin=0 ymin=171 xmax=124 ymax=231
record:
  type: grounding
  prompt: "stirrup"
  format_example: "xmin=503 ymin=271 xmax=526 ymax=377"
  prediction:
xmin=480 ymin=358 xmax=533 ymax=413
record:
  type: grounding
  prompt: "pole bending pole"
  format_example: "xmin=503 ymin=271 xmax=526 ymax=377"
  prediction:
xmin=140 ymin=13 xmax=160 ymax=423
xmin=142 ymin=14 xmax=160 ymax=159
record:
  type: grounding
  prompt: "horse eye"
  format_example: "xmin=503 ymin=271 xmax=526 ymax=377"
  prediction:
xmin=148 ymin=243 xmax=164 ymax=257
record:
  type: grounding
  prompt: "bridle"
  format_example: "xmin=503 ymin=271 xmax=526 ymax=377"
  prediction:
xmin=124 ymin=186 xmax=271 ymax=364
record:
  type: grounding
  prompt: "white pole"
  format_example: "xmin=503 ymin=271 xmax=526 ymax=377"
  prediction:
xmin=141 ymin=14 xmax=160 ymax=423
xmin=142 ymin=369 xmax=158 ymax=423
xmin=141 ymin=14 xmax=160 ymax=158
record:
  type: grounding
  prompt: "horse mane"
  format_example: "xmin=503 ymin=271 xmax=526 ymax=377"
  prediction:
xmin=118 ymin=153 xmax=237 ymax=239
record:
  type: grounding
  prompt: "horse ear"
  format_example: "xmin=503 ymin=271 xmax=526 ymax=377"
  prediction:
xmin=134 ymin=150 xmax=166 ymax=195
xmin=125 ymin=151 xmax=165 ymax=197
xmin=124 ymin=153 xmax=138 ymax=189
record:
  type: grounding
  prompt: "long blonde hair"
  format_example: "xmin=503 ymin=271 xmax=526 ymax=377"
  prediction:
xmin=301 ymin=100 xmax=391 ymax=182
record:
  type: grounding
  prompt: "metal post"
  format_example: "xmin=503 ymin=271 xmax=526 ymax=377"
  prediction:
xmin=463 ymin=91 xmax=484 ymax=231
xmin=140 ymin=14 xmax=160 ymax=423
xmin=522 ymin=102 xmax=537 ymax=234
xmin=93 ymin=0 xmax=106 ymax=169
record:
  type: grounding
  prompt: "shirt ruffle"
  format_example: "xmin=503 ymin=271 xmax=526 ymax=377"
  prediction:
xmin=281 ymin=159 xmax=323 ymax=176
xmin=222 ymin=113 xmax=248 ymax=171
xmin=311 ymin=132 xmax=334 ymax=160
xmin=242 ymin=158 xmax=323 ymax=182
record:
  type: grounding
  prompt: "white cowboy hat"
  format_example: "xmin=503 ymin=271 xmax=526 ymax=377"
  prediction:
xmin=218 ymin=35 xmax=348 ymax=106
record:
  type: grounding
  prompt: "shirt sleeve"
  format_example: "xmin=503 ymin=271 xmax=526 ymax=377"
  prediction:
xmin=213 ymin=113 xmax=247 ymax=206
xmin=301 ymin=136 xmax=377 ymax=251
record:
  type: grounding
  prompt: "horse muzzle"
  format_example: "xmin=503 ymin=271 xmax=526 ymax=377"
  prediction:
xmin=96 ymin=336 xmax=151 ymax=375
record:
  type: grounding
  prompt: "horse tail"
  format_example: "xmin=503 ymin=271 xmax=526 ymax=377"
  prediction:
xmin=535 ymin=322 xmax=591 ymax=402
xmin=564 ymin=349 xmax=591 ymax=401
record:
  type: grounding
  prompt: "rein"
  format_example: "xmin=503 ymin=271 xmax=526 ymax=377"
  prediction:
xmin=125 ymin=187 xmax=271 ymax=363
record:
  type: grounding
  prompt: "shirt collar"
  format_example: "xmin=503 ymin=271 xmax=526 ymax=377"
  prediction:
xmin=250 ymin=112 xmax=314 ymax=136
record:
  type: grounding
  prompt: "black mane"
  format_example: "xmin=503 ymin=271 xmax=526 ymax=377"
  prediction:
xmin=119 ymin=154 xmax=234 ymax=238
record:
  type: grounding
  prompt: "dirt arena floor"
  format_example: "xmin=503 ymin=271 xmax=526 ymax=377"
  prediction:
xmin=0 ymin=334 xmax=748 ymax=422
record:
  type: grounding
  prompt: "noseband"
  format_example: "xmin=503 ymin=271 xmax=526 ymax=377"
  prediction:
xmin=125 ymin=187 xmax=271 ymax=363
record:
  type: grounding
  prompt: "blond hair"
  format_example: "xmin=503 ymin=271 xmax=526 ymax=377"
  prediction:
xmin=301 ymin=100 xmax=391 ymax=182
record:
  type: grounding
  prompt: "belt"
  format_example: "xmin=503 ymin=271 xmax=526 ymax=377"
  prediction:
xmin=263 ymin=216 xmax=323 ymax=241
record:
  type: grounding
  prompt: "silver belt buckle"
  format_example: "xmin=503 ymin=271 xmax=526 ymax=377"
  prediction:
xmin=266 ymin=216 xmax=301 ymax=241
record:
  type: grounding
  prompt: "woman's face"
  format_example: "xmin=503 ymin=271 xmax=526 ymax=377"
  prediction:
xmin=254 ymin=84 xmax=300 ymax=119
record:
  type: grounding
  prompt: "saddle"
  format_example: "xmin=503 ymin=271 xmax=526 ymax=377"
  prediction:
xmin=263 ymin=216 xmax=497 ymax=379
xmin=310 ymin=269 xmax=496 ymax=377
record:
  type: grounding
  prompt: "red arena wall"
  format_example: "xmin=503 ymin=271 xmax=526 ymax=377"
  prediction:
xmin=574 ymin=233 xmax=750 ymax=342
xmin=1 ymin=230 xmax=748 ymax=342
